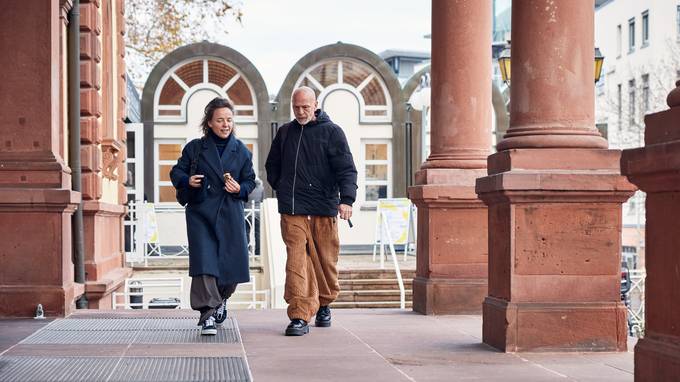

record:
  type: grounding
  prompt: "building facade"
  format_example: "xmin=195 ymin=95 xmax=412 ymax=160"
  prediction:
xmin=595 ymin=0 xmax=680 ymax=267
xmin=0 ymin=0 xmax=130 ymax=316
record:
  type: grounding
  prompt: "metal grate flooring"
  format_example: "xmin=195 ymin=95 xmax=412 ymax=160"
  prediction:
xmin=20 ymin=317 xmax=239 ymax=344
xmin=0 ymin=356 xmax=250 ymax=382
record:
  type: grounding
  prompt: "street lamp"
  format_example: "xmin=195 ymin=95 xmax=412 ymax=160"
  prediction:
xmin=594 ymin=47 xmax=604 ymax=83
xmin=498 ymin=45 xmax=605 ymax=85
xmin=498 ymin=45 xmax=511 ymax=85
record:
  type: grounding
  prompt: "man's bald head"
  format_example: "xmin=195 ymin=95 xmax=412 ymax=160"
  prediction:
xmin=292 ymin=86 xmax=317 ymax=101
xmin=292 ymin=86 xmax=318 ymax=125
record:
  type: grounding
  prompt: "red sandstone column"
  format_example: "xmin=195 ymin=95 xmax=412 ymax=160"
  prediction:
xmin=476 ymin=0 xmax=635 ymax=351
xmin=498 ymin=0 xmax=607 ymax=151
xmin=0 ymin=0 xmax=82 ymax=317
xmin=622 ymin=82 xmax=680 ymax=380
xmin=407 ymin=0 xmax=491 ymax=314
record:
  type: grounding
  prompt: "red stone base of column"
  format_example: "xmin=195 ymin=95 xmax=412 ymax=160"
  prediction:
xmin=408 ymin=168 xmax=488 ymax=315
xmin=0 ymin=283 xmax=84 ymax=317
xmin=413 ymin=277 xmax=487 ymax=315
xmin=476 ymin=149 xmax=636 ymax=352
xmin=483 ymin=296 xmax=627 ymax=352
xmin=635 ymin=335 xmax=680 ymax=381
xmin=82 ymin=201 xmax=130 ymax=308
xmin=0 ymin=188 xmax=82 ymax=317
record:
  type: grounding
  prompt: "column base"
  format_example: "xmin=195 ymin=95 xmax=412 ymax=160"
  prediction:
xmin=635 ymin=334 xmax=680 ymax=381
xmin=0 ymin=283 xmax=84 ymax=317
xmin=483 ymin=296 xmax=627 ymax=352
xmin=409 ymin=168 xmax=489 ymax=316
xmin=413 ymin=277 xmax=486 ymax=314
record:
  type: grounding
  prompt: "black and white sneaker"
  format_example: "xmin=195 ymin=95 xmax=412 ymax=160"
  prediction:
xmin=201 ymin=316 xmax=217 ymax=336
xmin=213 ymin=301 xmax=227 ymax=326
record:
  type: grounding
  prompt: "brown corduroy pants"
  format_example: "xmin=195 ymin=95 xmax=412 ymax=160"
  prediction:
xmin=280 ymin=214 xmax=340 ymax=323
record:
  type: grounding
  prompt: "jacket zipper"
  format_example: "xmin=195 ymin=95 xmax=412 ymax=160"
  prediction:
xmin=291 ymin=124 xmax=305 ymax=215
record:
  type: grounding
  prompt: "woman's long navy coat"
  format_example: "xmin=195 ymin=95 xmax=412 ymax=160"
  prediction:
xmin=170 ymin=135 xmax=256 ymax=286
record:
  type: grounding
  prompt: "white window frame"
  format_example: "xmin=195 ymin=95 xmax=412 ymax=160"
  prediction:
xmin=293 ymin=58 xmax=392 ymax=124
xmin=155 ymin=139 xmax=186 ymax=205
xmin=360 ymin=140 xmax=392 ymax=205
xmin=616 ymin=24 xmax=622 ymax=58
xmin=240 ymin=139 xmax=258 ymax=179
xmin=677 ymin=5 xmax=680 ymax=41
xmin=154 ymin=57 xmax=258 ymax=124
xmin=628 ymin=18 xmax=636 ymax=53
xmin=641 ymin=11 xmax=649 ymax=47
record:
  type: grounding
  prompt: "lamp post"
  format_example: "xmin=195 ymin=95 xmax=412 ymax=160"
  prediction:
xmin=498 ymin=44 xmax=605 ymax=84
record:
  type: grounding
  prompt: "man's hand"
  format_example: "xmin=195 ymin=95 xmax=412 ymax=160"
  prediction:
xmin=189 ymin=175 xmax=204 ymax=188
xmin=337 ymin=204 xmax=352 ymax=220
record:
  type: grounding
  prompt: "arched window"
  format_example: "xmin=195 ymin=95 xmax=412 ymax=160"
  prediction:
xmin=154 ymin=58 xmax=257 ymax=123
xmin=294 ymin=58 xmax=391 ymax=123
xmin=292 ymin=58 xmax=393 ymax=202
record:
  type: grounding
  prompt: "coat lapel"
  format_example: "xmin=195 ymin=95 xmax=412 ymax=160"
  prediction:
xmin=218 ymin=135 xmax=239 ymax=175
xmin=201 ymin=137 xmax=223 ymax=180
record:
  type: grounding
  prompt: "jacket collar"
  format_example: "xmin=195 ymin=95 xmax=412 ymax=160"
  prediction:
xmin=200 ymin=135 xmax=238 ymax=179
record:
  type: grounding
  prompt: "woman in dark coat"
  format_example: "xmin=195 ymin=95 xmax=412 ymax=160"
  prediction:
xmin=170 ymin=97 xmax=256 ymax=335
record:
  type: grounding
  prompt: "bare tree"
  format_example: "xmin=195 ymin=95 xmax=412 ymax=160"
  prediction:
xmin=125 ymin=0 xmax=243 ymax=89
xmin=598 ymin=38 xmax=680 ymax=150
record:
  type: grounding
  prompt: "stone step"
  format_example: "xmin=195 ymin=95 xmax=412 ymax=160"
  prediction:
xmin=335 ymin=289 xmax=413 ymax=303
xmin=330 ymin=301 xmax=413 ymax=309
xmin=339 ymin=279 xmax=413 ymax=291
xmin=338 ymin=269 xmax=416 ymax=280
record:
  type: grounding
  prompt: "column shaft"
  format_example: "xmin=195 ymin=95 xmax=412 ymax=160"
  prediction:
xmin=408 ymin=0 xmax=492 ymax=314
xmin=424 ymin=0 xmax=491 ymax=169
xmin=498 ymin=0 xmax=607 ymax=150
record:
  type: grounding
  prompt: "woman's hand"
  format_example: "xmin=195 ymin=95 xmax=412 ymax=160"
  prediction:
xmin=224 ymin=177 xmax=241 ymax=193
xmin=189 ymin=175 xmax=204 ymax=188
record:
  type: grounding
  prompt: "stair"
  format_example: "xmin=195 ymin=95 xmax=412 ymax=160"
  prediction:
xmin=331 ymin=269 xmax=415 ymax=309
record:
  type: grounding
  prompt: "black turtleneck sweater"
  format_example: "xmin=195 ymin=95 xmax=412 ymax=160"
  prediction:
xmin=208 ymin=129 xmax=230 ymax=156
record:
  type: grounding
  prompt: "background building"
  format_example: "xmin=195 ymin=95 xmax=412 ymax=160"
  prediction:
xmin=595 ymin=0 xmax=680 ymax=268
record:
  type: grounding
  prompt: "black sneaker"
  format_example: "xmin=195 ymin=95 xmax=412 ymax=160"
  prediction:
xmin=201 ymin=316 xmax=217 ymax=336
xmin=285 ymin=319 xmax=309 ymax=336
xmin=315 ymin=305 xmax=331 ymax=327
xmin=213 ymin=301 xmax=227 ymax=326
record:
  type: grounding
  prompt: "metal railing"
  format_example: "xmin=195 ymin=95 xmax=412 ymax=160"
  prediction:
xmin=626 ymin=269 xmax=646 ymax=337
xmin=112 ymin=277 xmax=185 ymax=309
xmin=124 ymin=200 xmax=260 ymax=267
xmin=228 ymin=276 xmax=270 ymax=309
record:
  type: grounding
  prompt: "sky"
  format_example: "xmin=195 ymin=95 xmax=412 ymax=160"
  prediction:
xmin=213 ymin=0 xmax=432 ymax=96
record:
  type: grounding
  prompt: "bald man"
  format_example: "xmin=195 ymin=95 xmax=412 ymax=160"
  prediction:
xmin=265 ymin=86 xmax=357 ymax=336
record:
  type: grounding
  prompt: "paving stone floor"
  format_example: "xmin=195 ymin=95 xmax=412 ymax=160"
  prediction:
xmin=0 ymin=309 xmax=635 ymax=381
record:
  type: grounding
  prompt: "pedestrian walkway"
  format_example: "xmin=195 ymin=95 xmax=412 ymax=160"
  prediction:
xmin=0 ymin=310 xmax=251 ymax=381
xmin=0 ymin=309 xmax=635 ymax=381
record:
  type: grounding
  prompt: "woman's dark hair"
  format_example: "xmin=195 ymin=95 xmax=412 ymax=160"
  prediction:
xmin=201 ymin=97 xmax=235 ymax=136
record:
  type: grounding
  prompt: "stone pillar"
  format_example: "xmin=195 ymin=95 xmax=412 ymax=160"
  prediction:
xmin=0 ymin=0 xmax=83 ymax=317
xmin=621 ymin=82 xmax=680 ymax=380
xmin=80 ymin=0 xmax=130 ymax=308
xmin=476 ymin=0 xmax=635 ymax=351
xmin=407 ymin=0 xmax=491 ymax=314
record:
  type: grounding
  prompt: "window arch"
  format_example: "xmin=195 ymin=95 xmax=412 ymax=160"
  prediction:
xmin=294 ymin=58 xmax=392 ymax=123
xmin=154 ymin=57 xmax=257 ymax=122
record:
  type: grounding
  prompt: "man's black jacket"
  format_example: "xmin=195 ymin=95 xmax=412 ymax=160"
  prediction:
xmin=265 ymin=110 xmax=357 ymax=216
